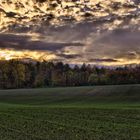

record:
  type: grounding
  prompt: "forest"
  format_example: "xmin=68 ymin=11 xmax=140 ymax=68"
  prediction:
xmin=0 ymin=60 xmax=140 ymax=89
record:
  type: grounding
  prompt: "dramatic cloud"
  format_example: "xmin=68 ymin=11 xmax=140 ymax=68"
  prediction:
xmin=0 ymin=25 xmax=140 ymax=65
xmin=0 ymin=0 xmax=140 ymax=65
xmin=88 ymin=58 xmax=119 ymax=63
xmin=0 ymin=33 xmax=84 ymax=51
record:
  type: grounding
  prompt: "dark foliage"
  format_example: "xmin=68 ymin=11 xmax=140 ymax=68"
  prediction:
xmin=0 ymin=60 xmax=140 ymax=89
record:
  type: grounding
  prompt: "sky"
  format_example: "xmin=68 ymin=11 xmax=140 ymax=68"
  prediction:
xmin=0 ymin=0 xmax=140 ymax=66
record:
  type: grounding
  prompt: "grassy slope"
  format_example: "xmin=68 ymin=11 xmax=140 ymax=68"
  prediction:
xmin=0 ymin=84 xmax=140 ymax=107
xmin=0 ymin=85 xmax=139 ymax=140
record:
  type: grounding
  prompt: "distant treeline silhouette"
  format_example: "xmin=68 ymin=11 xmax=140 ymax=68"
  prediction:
xmin=0 ymin=60 xmax=140 ymax=89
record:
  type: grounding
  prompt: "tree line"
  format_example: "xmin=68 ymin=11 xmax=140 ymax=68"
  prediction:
xmin=0 ymin=60 xmax=140 ymax=89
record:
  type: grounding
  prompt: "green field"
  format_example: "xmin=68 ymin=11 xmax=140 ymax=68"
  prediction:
xmin=0 ymin=85 xmax=140 ymax=140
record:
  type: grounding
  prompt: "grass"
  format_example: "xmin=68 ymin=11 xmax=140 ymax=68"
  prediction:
xmin=0 ymin=84 xmax=139 ymax=140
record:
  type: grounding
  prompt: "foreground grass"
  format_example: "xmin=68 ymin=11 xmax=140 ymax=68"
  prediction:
xmin=0 ymin=85 xmax=139 ymax=140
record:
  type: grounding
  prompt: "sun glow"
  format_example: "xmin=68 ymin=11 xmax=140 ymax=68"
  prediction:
xmin=0 ymin=49 xmax=56 ymax=61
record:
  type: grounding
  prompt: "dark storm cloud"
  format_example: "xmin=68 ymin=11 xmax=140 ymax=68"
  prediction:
xmin=0 ymin=33 xmax=84 ymax=51
xmin=57 ymin=54 xmax=81 ymax=59
xmin=0 ymin=23 xmax=140 ymax=65
xmin=100 ymin=29 xmax=140 ymax=48
xmin=38 ymin=21 xmax=94 ymax=42
xmin=99 ymin=29 xmax=140 ymax=48
xmin=88 ymin=58 xmax=119 ymax=63
xmin=85 ymin=28 xmax=140 ymax=61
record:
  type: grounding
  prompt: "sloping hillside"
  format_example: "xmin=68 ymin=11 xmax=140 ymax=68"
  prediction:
xmin=0 ymin=84 xmax=139 ymax=105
